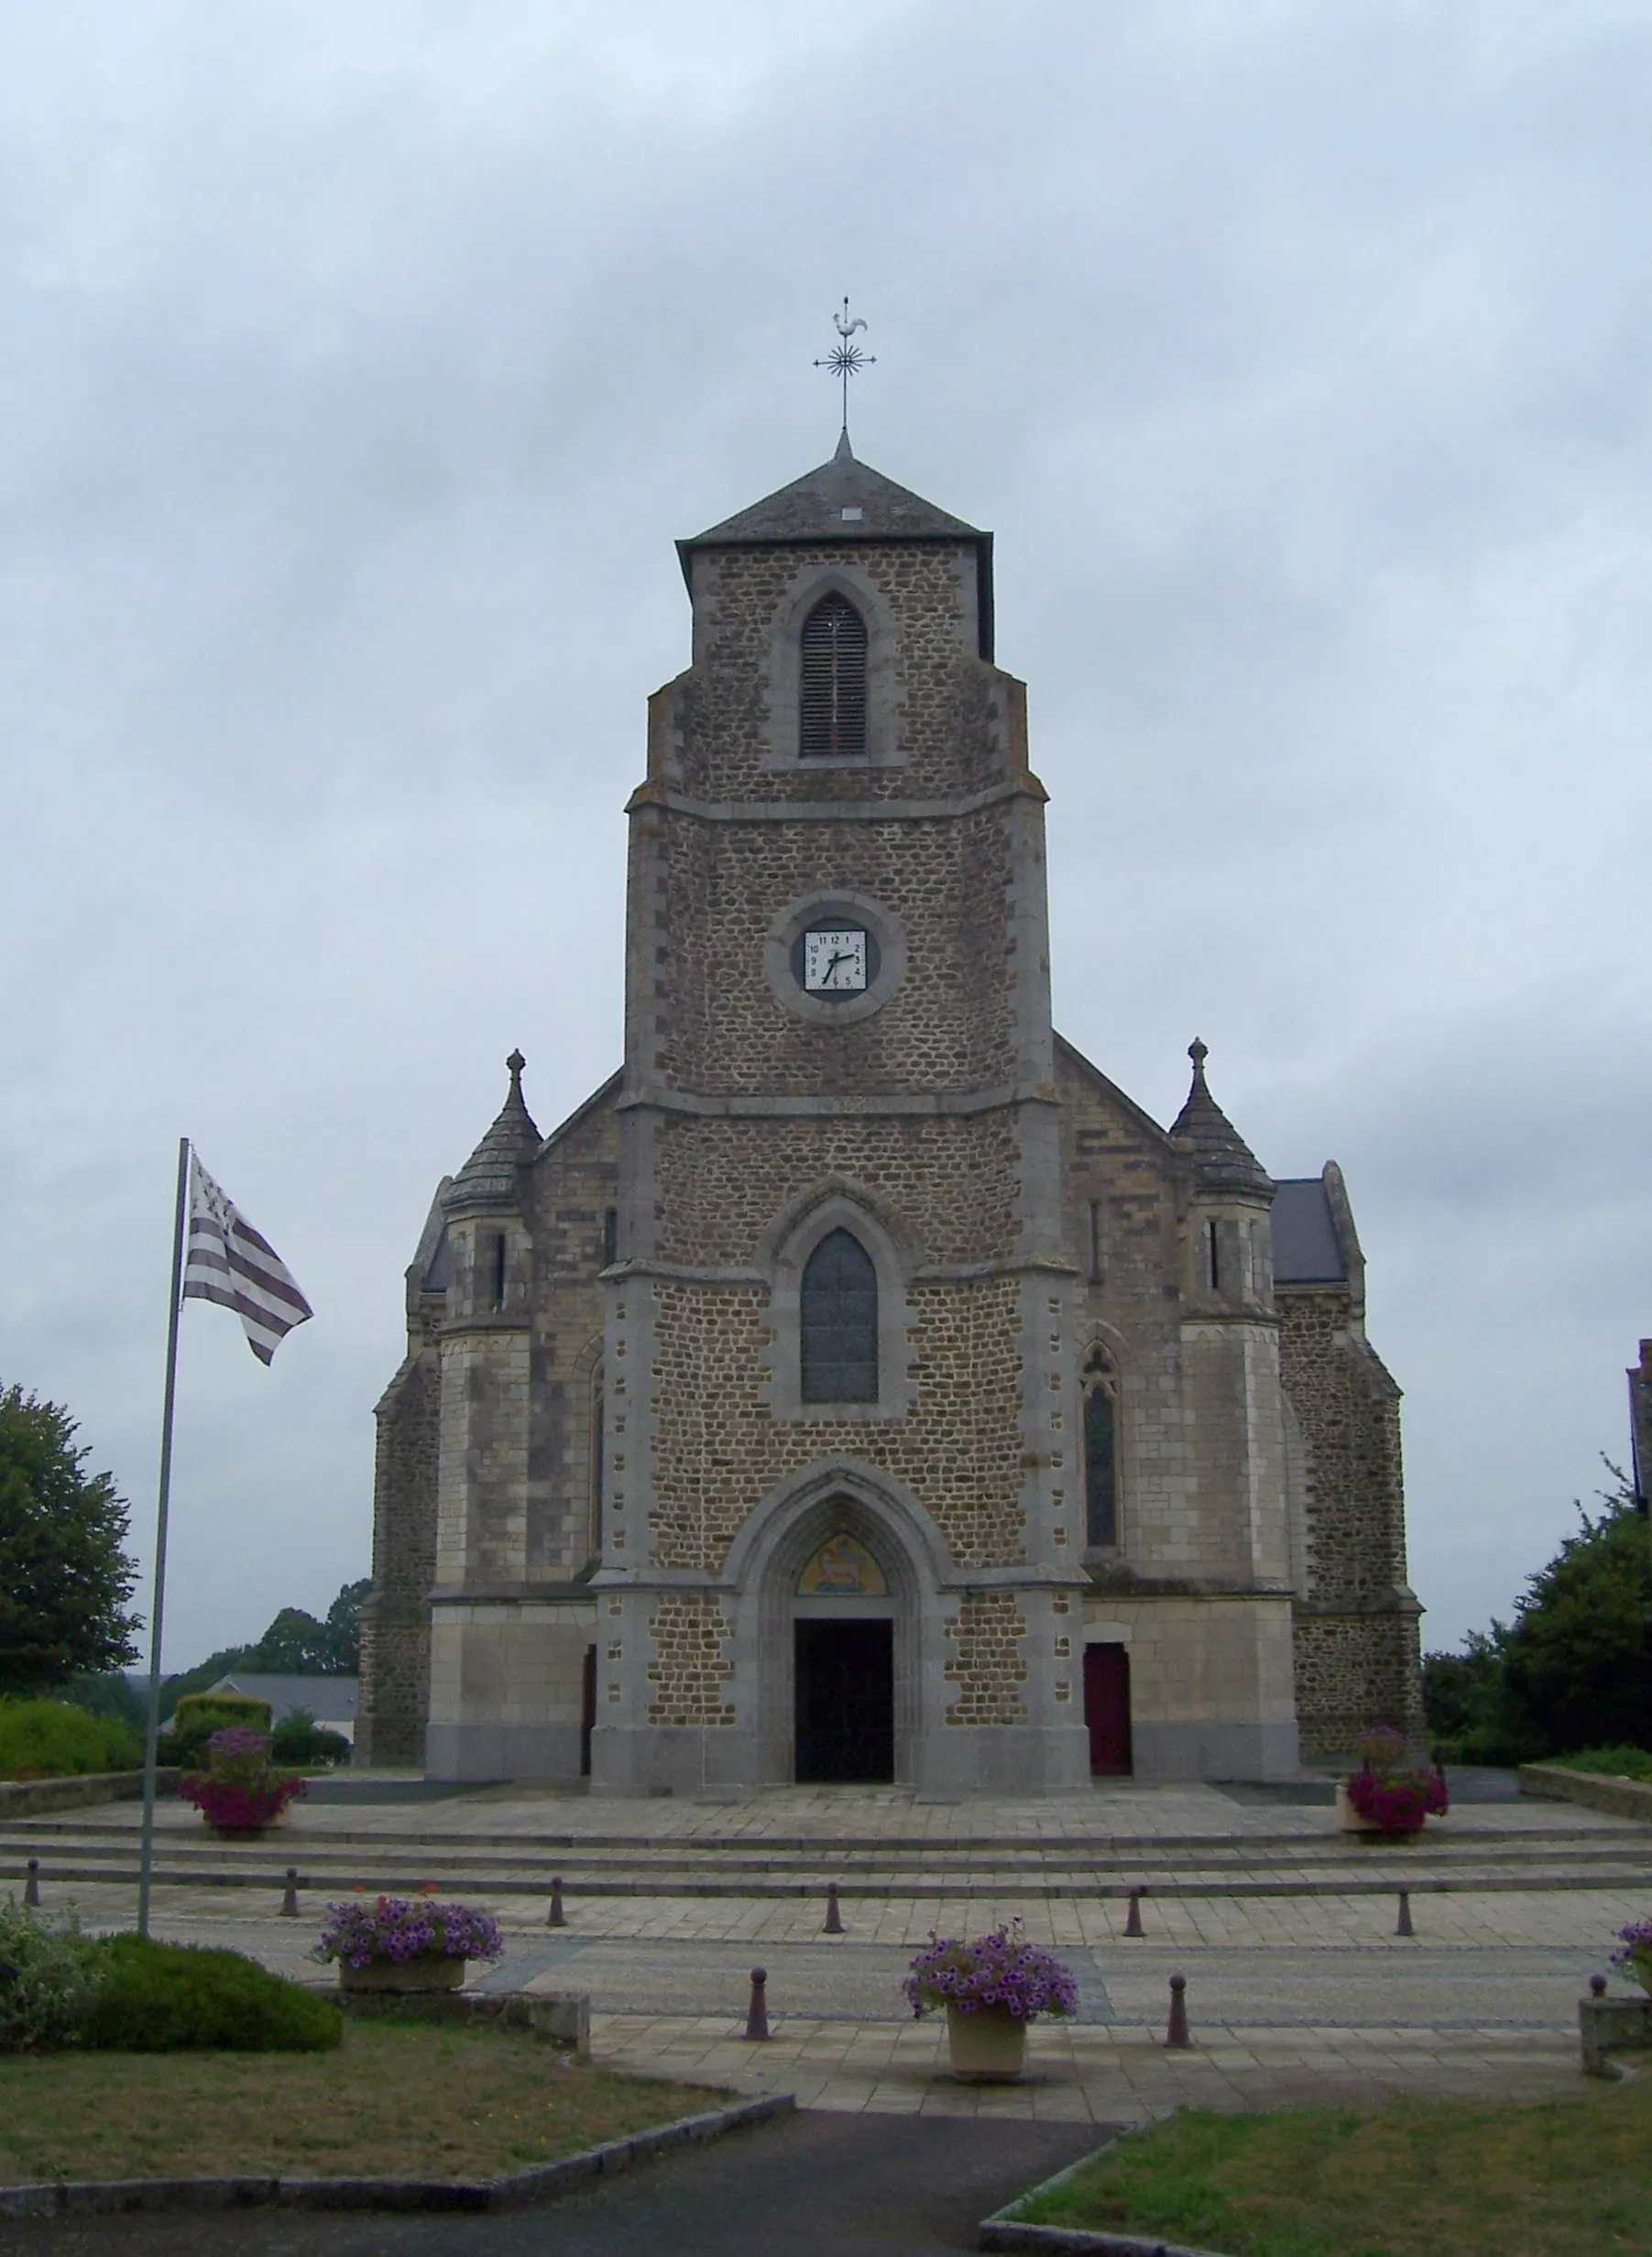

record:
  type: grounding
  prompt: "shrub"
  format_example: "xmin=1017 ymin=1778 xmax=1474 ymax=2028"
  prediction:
xmin=1550 ymin=1746 xmax=1652 ymax=1780
xmin=0 ymin=1900 xmax=104 ymax=2051
xmin=270 ymin=1708 xmax=352 ymax=1767
xmin=0 ymin=1696 xmax=142 ymax=1782
xmin=82 ymin=1935 xmax=341 ymax=2052
xmin=172 ymin=1691 xmax=270 ymax=1740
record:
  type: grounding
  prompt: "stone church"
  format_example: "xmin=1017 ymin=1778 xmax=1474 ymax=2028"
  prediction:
xmin=357 ymin=435 xmax=1424 ymax=1791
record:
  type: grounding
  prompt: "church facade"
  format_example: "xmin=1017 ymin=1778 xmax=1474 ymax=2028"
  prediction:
xmin=357 ymin=439 xmax=1424 ymax=1791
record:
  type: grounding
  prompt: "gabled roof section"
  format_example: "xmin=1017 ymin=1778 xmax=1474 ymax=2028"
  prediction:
xmin=1167 ymin=1039 xmax=1273 ymax=1199
xmin=533 ymin=1067 xmax=623 ymax=1162
xmin=443 ymin=1050 xmax=542 ymax=1216
xmin=678 ymin=433 xmax=995 ymax=659
xmin=1054 ymin=1033 xmax=1176 ymax=1150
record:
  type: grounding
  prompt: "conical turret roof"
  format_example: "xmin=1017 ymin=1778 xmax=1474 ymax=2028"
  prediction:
xmin=443 ymin=1050 xmax=541 ymax=1214
xmin=1169 ymin=1040 xmax=1273 ymax=1199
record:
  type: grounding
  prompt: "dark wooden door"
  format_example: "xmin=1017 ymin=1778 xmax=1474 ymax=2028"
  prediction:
xmin=794 ymin=1620 xmax=894 ymax=1782
xmin=1083 ymin=1642 xmax=1132 ymax=1776
xmin=579 ymin=1644 xmax=596 ymax=1777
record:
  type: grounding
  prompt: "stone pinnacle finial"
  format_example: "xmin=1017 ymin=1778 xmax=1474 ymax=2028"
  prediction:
xmin=1188 ymin=1037 xmax=1209 ymax=1080
xmin=507 ymin=1049 xmax=526 ymax=1090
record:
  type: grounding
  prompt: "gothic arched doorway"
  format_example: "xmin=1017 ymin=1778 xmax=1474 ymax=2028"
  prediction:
xmin=793 ymin=1530 xmax=893 ymax=1782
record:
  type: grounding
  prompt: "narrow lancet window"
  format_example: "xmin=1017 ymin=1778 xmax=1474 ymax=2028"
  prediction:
xmin=1084 ymin=1350 xmax=1118 ymax=1548
xmin=799 ymin=593 xmax=869 ymax=758
xmin=800 ymin=1228 xmax=879 ymax=1402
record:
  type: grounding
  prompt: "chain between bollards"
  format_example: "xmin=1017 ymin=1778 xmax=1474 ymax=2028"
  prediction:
xmin=279 ymin=1868 xmax=300 ymax=1918
xmin=1123 ymin=1886 xmax=1145 ymax=1937
xmin=1395 ymin=1889 xmax=1414 ymax=1937
xmin=743 ymin=1967 xmax=771 ymax=2041
xmin=1165 ymin=1972 xmax=1192 ymax=2049
xmin=823 ymin=1881 xmax=844 ymax=1934
xmin=548 ymin=1875 xmax=567 ymax=1928
xmin=24 ymin=1859 xmax=40 ymax=1909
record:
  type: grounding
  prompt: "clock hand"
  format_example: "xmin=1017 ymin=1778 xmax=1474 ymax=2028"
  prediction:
xmin=823 ymin=951 xmax=849 ymax=985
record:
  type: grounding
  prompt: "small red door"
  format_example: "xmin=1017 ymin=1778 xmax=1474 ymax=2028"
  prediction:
xmin=1083 ymin=1643 xmax=1132 ymax=1776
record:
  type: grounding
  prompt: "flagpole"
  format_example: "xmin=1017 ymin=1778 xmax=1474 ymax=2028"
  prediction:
xmin=137 ymin=1137 xmax=190 ymax=1942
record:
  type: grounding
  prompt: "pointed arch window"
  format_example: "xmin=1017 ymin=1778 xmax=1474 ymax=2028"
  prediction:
xmin=800 ymin=1229 xmax=878 ymax=1402
xmin=799 ymin=593 xmax=868 ymax=758
xmin=1083 ymin=1347 xmax=1118 ymax=1549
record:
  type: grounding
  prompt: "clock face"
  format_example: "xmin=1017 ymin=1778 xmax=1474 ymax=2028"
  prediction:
xmin=800 ymin=926 xmax=870 ymax=994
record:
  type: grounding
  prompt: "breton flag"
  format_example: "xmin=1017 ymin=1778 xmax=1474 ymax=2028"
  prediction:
xmin=181 ymin=1153 xmax=313 ymax=1364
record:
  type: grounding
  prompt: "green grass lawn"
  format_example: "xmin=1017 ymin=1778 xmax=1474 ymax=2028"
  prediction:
xmin=0 ymin=2021 xmax=720 ymax=2186
xmin=1013 ymin=2076 xmax=1652 ymax=2256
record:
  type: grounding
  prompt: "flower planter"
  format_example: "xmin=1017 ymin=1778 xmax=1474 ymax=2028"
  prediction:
xmin=1337 ymin=1782 xmax=1426 ymax=1837
xmin=946 ymin=2004 xmax=1027 ymax=2083
xmin=339 ymin=1956 xmax=468 ymax=1994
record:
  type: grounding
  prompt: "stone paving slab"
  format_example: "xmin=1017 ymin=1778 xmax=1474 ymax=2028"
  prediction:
xmin=8 ymin=1778 xmax=1644 ymax=1844
xmin=17 ymin=1879 xmax=1647 ymax=1959
xmin=583 ymin=2011 xmax=1585 ymax=2122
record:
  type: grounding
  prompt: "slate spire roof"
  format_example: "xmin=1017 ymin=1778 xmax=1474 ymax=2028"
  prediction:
xmin=1169 ymin=1039 xmax=1273 ymax=1199
xmin=684 ymin=430 xmax=984 ymax=549
xmin=443 ymin=1049 xmax=541 ymax=1213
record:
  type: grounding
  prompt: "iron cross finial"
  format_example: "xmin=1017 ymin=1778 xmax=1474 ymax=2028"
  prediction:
xmin=814 ymin=298 xmax=876 ymax=441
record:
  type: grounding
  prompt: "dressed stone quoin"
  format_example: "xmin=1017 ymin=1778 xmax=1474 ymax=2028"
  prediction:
xmin=357 ymin=434 xmax=1424 ymax=1790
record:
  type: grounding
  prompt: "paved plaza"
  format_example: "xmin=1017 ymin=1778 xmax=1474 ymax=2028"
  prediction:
xmin=4 ymin=1775 xmax=1646 ymax=2121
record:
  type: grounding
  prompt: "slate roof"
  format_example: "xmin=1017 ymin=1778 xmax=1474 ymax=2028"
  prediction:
xmin=685 ymin=431 xmax=984 ymax=549
xmin=443 ymin=1050 xmax=541 ymax=1214
xmin=1167 ymin=1039 xmax=1273 ymax=1198
xmin=679 ymin=434 xmax=996 ymax=658
xmin=1271 ymin=1178 xmax=1350 ymax=1285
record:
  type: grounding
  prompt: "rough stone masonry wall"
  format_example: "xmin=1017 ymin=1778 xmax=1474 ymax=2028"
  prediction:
xmin=646 ymin=1592 xmax=736 ymax=1726
xmin=654 ymin=811 xmax=1019 ymax=1100
xmin=1278 ymin=1287 xmax=1423 ymax=1754
xmin=641 ymin=1272 xmax=1026 ymax=1574
xmin=525 ymin=1093 xmax=618 ymax=1576
xmin=943 ymin=1591 xmax=1029 ymax=1726
xmin=357 ymin=1342 xmax=440 ymax=1766
xmin=653 ymin=1109 xmax=1020 ymax=1269
xmin=682 ymin=542 xmax=1001 ymax=803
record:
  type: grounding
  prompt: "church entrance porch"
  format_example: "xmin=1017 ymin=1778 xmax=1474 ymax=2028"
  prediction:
xmin=793 ymin=1619 xmax=894 ymax=1783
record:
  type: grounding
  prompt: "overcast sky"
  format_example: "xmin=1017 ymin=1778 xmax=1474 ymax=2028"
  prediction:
xmin=2 ymin=1 xmax=1648 ymax=1677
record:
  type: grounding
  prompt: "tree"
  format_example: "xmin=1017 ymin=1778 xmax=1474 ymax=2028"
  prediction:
xmin=1427 ymin=1463 xmax=1652 ymax=1762
xmin=322 ymin=1578 xmax=371 ymax=1672
xmin=1499 ymin=1466 xmax=1652 ymax=1756
xmin=0 ymin=1384 xmax=140 ymax=1693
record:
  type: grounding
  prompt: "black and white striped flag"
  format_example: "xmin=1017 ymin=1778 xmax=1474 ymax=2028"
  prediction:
xmin=181 ymin=1153 xmax=313 ymax=1364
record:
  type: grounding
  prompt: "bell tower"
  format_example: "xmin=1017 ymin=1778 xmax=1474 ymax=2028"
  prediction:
xmin=589 ymin=434 xmax=1092 ymax=1794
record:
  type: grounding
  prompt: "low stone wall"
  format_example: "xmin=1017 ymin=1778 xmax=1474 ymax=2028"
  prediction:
xmin=0 ymin=1769 xmax=180 ymax=1820
xmin=1519 ymin=1762 xmax=1652 ymax=1824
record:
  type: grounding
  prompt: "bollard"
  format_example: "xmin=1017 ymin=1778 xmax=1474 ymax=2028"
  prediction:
xmin=1395 ymin=1889 xmax=1414 ymax=1938
xmin=279 ymin=1868 xmax=300 ymax=1918
xmin=548 ymin=1876 xmax=567 ymax=1929
xmin=24 ymin=1859 xmax=40 ymax=1909
xmin=743 ymin=1967 xmax=771 ymax=2042
xmin=823 ymin=1881 xmax=844 ymax=1934
xmin=1165 ymin=1972 xmax=1192 ymax=2050
xmin=1123 ymin=1887 xmax=1144 ymax=1938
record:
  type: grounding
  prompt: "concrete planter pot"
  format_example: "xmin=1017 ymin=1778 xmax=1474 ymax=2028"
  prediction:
xmin=205 ymin=1805 xmax=292 ymax=1841
xmin=340 ymin=1956 xmax=468 ymax=1995
xmin=946 ymin=2005 xmax=1027 ymax=2083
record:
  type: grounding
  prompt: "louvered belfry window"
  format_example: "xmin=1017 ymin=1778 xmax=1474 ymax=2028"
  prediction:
xmin=799 ymin=593 xmax=869 ymax=758
xmin=801 ymin=1229 xmax=879 ymax=1402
